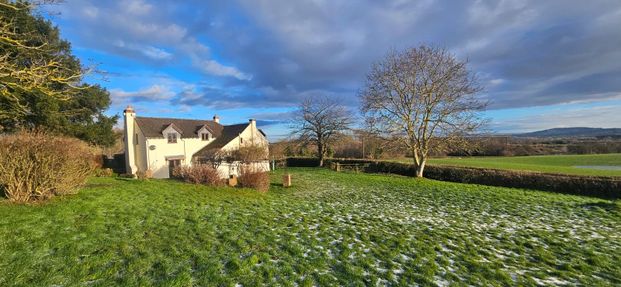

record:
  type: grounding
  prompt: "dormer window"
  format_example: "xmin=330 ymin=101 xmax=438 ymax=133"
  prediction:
xmin=167 ymin=133 xmax=177 ymax=143
xmin=197 ymin=125 xmax=212 ymax=141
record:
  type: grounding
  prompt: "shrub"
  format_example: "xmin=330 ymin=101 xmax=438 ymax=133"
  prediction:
xmin=94 ymin=168 xmax=115 ymax=177
xmin=173 ymin=164 xmax=223 ymax=186
xmin=233 ymin=144 xmax=269 ymax=162
xmin=0 ymin=131 xmax=98 ymax=202
xmin=238 ymin=165 xmax=270 ymax=192
xmin=136 ymin=169 xmax=153 ymax=180
xmin=286 ymin=157 xmax=320 ymax=167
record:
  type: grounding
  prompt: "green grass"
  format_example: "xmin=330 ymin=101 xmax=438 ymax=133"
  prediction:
xmin=1 ymin=169 xmax=620 ymax=286
xmin=418 ymin=154 xmax=621 ymax=177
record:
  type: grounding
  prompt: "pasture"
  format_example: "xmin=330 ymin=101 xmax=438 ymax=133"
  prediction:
xmin=0 ymin=168 xmax=619 ymax=286
xmin=424 ymin=153 xmax=621 ymax=177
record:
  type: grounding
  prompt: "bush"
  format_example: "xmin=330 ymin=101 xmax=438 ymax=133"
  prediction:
xmin=233 ymin=144 xmax=269 ymax=162
xmin=286 ymin=157 xmax=320 ymax=167
xmin=136 ymin=169 xmax=153 ymax=180
xmin=93 ymin=168 xmax=115 ymax=177
xmin=0 ymin=131 xmax=98 ymax=202
xmin=238 ymin=165 xmax=270 ymax=192
xmin=173 ymin=164 xmax=223 ymax=186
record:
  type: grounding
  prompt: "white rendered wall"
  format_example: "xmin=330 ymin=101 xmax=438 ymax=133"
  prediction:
xmin=221 ymin=122 xmax=268 ymax=151
xmin=134 ymin=124 xmax=148 ymax=172
xmin=123 ymin=110 xmax=137 ymax=174
xmin=145 ymin=137 xmax=213 ymax=178
xmin=219 ymin=122 xmax=270 ymax=176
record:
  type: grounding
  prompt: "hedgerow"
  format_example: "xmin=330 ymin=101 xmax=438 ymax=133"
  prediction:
xmin=0 ymin=131 xmax=98 ymax=202
xmin=286 ymin=157 xmax=621 ymax=199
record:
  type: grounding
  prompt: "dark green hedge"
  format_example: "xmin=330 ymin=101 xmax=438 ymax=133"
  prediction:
xmin=102 ymin=153 xmax=126 ymax=174
xmin=286 ymin=157 xmax=321 ymax=167
xmin=286 ymin=157 xmax=621 ymax=199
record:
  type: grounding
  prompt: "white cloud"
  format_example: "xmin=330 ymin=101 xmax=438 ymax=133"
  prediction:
xmin=52 ymin=1 xmax=249 ymax=79
xmin=50 ymin=0 xmax=621 ymax=112
xmin=123 ymin=0 xmax=153 ymax=16
xmin=110 ymin=85 xmax=175 ymax=105
xmin=198 ymin=60 xmax=252 ymax=81
xmin=141 ymin=46 xmax=173 ymax=60
xmin=113 ymin=40 xmax=173 ymax=60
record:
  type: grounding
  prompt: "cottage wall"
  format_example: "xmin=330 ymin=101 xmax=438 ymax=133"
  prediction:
xmin=134 ymin=124 xmax=148 ymax=173
xmin=220 ymin=120 xmax=270 ymax=175
xmin=221 ymin=120 xmax=268 ymax=151
xmin=145 ymin=137 xmax=213 ymax=178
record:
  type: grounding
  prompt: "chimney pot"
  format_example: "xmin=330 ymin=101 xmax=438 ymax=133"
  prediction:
xmin=124 ymin=105 xmax=135 ymax=114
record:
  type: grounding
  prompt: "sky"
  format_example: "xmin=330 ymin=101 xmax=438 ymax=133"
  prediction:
xmin=41 ymin=0 xmax=621 ymax=140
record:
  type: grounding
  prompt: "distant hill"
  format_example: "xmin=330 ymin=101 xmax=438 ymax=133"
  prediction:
xmin=514 ymin=127 xmax=621 ymax=138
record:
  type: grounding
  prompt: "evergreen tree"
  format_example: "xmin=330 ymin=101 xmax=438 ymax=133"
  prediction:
xmin=0 ymin=1 xmax=117 ymax=146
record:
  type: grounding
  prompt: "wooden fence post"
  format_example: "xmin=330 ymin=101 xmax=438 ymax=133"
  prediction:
xmin=283 ymin=174 xmax=292 ymax=187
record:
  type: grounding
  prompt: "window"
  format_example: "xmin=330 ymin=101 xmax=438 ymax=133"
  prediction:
xmin=201 ymin=133 xmax=210 ymax=141
xmin=167 ymin=133 xmax=177 ymax=143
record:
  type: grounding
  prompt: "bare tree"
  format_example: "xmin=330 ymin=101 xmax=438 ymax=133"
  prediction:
xmin=292 ymin=96 xmax=353 ymax=167
xmin=193 ymin=149 xmax=227 ymax=169
xmin=360 ymin=45 xmax=487 ymax=177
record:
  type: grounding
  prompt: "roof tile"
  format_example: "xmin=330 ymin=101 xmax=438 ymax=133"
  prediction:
xmin=135 ymin=116 xmax=223 ymax=138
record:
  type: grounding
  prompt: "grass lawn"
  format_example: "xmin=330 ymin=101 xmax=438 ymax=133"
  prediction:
xmin=418 ymin=153 xmax=621 ymax=177
xmin=1 ymin=168 xmax=619 ymax=286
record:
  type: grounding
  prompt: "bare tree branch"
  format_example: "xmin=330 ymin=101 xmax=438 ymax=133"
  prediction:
xmin=291 ymin=96 xmax=353 ymax=166
xmin=360 ymin=45 xmax=487 ymax=177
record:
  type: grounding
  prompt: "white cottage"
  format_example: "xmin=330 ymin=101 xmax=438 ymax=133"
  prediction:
xmin=123 ymin=106 xmax=269 ymax=179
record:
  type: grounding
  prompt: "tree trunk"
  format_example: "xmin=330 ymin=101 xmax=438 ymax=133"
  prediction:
xmin=415 ymin=159 xmax=426 ymax=178
xmin=318 ymin=142 xmax=324 ymax=167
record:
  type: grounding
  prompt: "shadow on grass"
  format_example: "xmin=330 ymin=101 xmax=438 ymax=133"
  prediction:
xmin=580 ymin=201 xmax=621 ymax=213
xmin=84 ymin=183 xmax=114 ymax=188
xmin=114 ymin=177 xmax=136 ymax=182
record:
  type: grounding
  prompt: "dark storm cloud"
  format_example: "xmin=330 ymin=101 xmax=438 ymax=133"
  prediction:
xmin=51 ymin=0 xmax=621 ymax=110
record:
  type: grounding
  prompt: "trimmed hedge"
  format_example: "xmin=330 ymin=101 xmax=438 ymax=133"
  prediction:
xmin=286 ymin=157 xmax=621 ymax=199
xmin=286 ymin=157 xmax=321 ymax=167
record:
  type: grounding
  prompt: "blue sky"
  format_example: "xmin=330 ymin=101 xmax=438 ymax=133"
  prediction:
xmin=43 ymin=0 xmax=621 ymax=140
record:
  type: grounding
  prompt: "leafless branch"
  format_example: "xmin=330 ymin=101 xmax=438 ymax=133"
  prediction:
xmin=360 ymin=45 xmax=487 ymax=177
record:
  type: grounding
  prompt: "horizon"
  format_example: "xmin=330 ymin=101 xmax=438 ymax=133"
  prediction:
xmin=41 ymin=0 xmax=621 ymax=141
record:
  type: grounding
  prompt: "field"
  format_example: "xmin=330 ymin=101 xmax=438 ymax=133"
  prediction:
xmin=423 ymin=153 xmax=621 ymax=177
xmin=1 ymin=168 xmax=619 ymax=286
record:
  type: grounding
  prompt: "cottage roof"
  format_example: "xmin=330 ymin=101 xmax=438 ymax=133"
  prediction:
xmin=135 ymin=116 xmax=223 ymax=138
xmin=193 ymin=123 xmax=249 ymax=157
